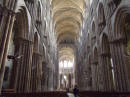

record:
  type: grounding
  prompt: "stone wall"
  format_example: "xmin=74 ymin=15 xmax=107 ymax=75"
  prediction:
xmin=76 ymin=0 xmax=130 ymax=92
xmin=0 ymin=0 xmax=58 ymax=93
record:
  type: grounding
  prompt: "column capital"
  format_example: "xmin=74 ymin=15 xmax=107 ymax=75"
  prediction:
xmin=2 ymin=6 xmax=15 ymax=16
xmin=109 ymin=38 xmax=125 ymax=44
xmin=14 ymin=37 xmax=33 ymax=45
xmin=33 ymin=52 xmax=43 ymax=57
xmin=91 ymin=62 xmax=98 ymax=66
xmin=99 ymin=53 xmax=111 ymax=57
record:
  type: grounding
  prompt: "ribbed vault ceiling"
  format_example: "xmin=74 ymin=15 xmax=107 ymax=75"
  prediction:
xmin=52 ymin=0 xmax=84 ymax=39
xmin=59 ymin=47 xmax=74 ymax=61
xmin=51 ymin=0 xmax=89 ymax=62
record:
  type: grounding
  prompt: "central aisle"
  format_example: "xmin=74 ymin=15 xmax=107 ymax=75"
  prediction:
xmin=67 ymin=93 xmax=75 ymax=97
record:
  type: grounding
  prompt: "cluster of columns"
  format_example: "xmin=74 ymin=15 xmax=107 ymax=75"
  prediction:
xmin=93 ymin=42 xmax=129 ymax=92
xmin=0 ymin=4 xmax=46 ymax=93
xmin=75 ymin=0 xmax=130 ymax=92
xmin=0 ymin=7 xmax=15 ymax=92
xmin=15 ymin=39 xmax=33 ymax=92
xmin=76 ymin=41 xmax=130 ymax=92
xmin=30 ymin=53 xmax=43 ymax=92
xmin=110 ymin=42 xmax=129 ymax=91
xmin=8 ymin=37 xmax=44 ymax=93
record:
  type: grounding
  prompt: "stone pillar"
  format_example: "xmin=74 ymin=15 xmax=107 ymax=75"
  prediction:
xmin=82 ymin=65 xmax=88 ymax=90
xmin=42 ymin=63 xmax=49 ymax=91
xmin=41 ymin=62 xmax=46 ymax=91
xmin=91 ymin=62 xmax=100 ymax=91
xmin=110 ymin=42 xmax=129 ymax=92
xmin=0 ymin=9 xmax=15 ymax=92
xmin=48 ymin=68 xmax=53 ymax=91
xmin=100 ymin=54 xmax=115 ymax=92
xmin=68 ymin=73 xmax=71 ymax=89
xmin=14 ymin=38 xmax=33 ymax=93
xmin=31 ymin=53 xmax=42 ymax=92
xmin=91 ymin=63 xmax=97 ymax=91
xmin=96 ymin=64 xmax=100 ymax=91
xmin=86 ymin=60 xmax=92 ymax=90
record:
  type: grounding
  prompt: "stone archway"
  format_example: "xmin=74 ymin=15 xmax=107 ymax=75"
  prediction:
xmin=111 ymin=5 xmax=130 ymax=92
xmin=98 ymin=3 xmax=106 ymax=34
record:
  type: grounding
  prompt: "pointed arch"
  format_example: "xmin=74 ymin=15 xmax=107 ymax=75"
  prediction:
xmin=33 ymin=32 xmax=39 ymax=53
xmin=98 ymin=3 xmax=106 ymax=33
xmin=101 ymin=33 xmax=110 ymax=55
xmin=92 ymin=21 xmax=95 ymax=33
xmin=93 ymin=47 xmax=98 ymax=64
xmin=37 ymin=1 xmax=42 ymax=21
xmin=15 ymin=6 xmax=32 ymax=41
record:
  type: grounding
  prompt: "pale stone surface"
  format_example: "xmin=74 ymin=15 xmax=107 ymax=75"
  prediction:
xmin=0 ymin=0 xmax=130 ymax=93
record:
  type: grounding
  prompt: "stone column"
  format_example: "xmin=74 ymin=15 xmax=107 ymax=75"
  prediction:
xmin=103 ymin=56 xmax=109 ymax=91
xmin=99 ymin=55 xmax=113 ymax=91
xmin=91 ymin=63 xmax=97 ymax=91
xmin=0 ymin=9 xmax=15 ymax=92
xmin=42 ymin=62 xmax=48 ymax=91
xmin=48 ymin=68 xmax=53 ymax=91
xmin=110 ymin=42 xmax=129 ymax=92
xmin=86 ymin=61 xmax=92 ymax=90
xmin=91 ymin=62 xmax=100 ymax=91
xmin=96 ymin=64 xmax=100 ymax=91
xmin=31 ymin=53 xmax=42 ymax=92
xmin=68 ymin=73 xmax=71 ymax=89
xmin=24 ymin=40 xmax=33 ymax=92
xmin=15 ymin=38 xmax=33 ymax=93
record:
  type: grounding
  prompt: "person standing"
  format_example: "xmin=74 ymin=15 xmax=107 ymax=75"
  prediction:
xmin=73 ymin=85 xmax=79 ymax=97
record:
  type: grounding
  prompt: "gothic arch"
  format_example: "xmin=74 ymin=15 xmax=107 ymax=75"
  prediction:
xmin=92 ymin=21 xmax=95 ymax=33
xmin=112 ymin=3 xmax=130 ymax=91
xmin=100 ymin=33 xmax=110 ymax=55
xmin=14 ymin=6 xmax=32 ymax=41
xmin=113 ymin=5 xmax=130 ymax=41
xmin=33 ymin=32 xmax=39 ymax=53
xmin=100 ymin=4 xmax=130 ymax=91
xmin=93 ymin=47 xmax=98 ymax=64
xmin=87 ymin=32 xmax=90 ymax=41
xmin=37 ymin=1 xmax=42 ymax=21
xmin=98 ymin=3 xmax=106 ymax=33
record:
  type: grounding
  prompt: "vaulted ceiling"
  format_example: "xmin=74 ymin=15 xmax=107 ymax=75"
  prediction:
xmin=52 ymin=0 xmax=84 ymax=41
xmin=51 ymin=0 xmax=90 ymax=62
